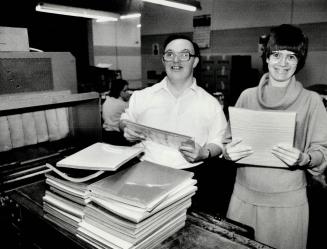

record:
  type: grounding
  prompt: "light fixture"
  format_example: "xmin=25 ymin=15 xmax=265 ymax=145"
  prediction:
xmin=142 ymin=0 xmax=199 ymax=12
xmin=120 ymin=13 xmax=141 ymax=20
xmin=95 ymin=18 xmax=116 ymax=23
xmin=35 ymin=2 xmax=119 ymax=22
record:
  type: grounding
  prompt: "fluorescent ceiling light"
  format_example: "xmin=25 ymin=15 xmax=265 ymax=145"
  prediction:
xmin=95 ymin=18 xmax=116 ymax=23
xmin=142 ymin=0 xmax=197 ymax=12
xmin=36 ymin=2 xmax=119 ymax=21
xmin=120 ymin=13 xmax=141 ymax=20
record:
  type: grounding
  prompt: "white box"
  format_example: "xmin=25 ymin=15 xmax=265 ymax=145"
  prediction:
xmin=0 ymin=26 xmax=29 ymax=51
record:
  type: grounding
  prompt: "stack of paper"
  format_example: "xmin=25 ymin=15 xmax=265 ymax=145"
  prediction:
xmin=77 ymin=161 xmax=197 ymax=249
xmin=43 ymin=190 xmax=84 ymax=234
xmin=45 ymin=172 xmax=93 ymax=205
xmin=56 ymin=142 xmax=144 ymax=171
xmin=43 ymin=172 xmax=104 ymax=233
xmin=43 ymin=143 xmax=144 ymax=233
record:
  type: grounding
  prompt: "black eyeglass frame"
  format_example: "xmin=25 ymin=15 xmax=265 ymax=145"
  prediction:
xmin=162 ymin=51 xmax=197 ymax=62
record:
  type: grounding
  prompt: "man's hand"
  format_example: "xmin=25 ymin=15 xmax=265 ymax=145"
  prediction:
xmin=179 ymin=142 xmax=207 ymax=163
xmin=123 ymin=126 xmax=145 ymax=142
xmin=224 ymin=139 xmax=253 ymax=161
xmin=271 ymin=143 xmax=310 ymax=167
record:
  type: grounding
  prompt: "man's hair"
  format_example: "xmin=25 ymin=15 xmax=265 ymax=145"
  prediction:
xmin=109 ymin=79 xmax=128 ymax=98
xmin=263 ymin=24 xmax=308 ymax=73
xmin=163 ymin=34 xmax=200 ymax=57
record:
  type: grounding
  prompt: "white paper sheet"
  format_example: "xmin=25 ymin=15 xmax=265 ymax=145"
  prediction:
xmin=56 ymin=143 xmax=144 ymax=171
xmin=122 ymin=120 xmax=194 ymax=149
xmin=229 ymin=107 xmax=296 ymax=168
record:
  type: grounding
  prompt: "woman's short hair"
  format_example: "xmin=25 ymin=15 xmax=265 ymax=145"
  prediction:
xmin=263 ymin=24 xmax=309 ymax=73
xmin=163 ymin=34 xmax=200 ymax=57
xmin=109 ymin=79 xmax=128 ymax=98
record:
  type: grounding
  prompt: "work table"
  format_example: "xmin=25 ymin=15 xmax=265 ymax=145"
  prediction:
xmin=2 ymin=180 xmax=273 ymax=249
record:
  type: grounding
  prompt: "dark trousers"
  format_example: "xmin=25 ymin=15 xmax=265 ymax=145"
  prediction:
xmin=102 ymin=130 xmax=135 ymax=146
xmin=184 ymin=157 xmax=236 ymax=216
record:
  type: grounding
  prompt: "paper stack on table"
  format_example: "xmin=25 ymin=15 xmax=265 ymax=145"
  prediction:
xmin=43 ymin=142 xmax=144 ymax=233
xmin=56 ymin=142 xmax=144 ymax=171
xmin=77 ymin=161 xmax=197 ymax=249
xmin=43 ymin=171 xmax=108 ymax=233
xmin=42 ymin=144 xmax=197 ymax=248
xmin=43 ymin=189 xmax=84 ymax=234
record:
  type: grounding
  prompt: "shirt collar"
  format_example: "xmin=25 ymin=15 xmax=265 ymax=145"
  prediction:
xmin=154 ymin=76 xmax=199 ymax=94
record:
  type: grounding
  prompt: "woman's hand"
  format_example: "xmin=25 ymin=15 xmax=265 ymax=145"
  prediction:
xmin=179 ymin=142 xmax=208 ymax=163
xmin=224 ymin=139 xmax=253 ymax=161
xmin=271 ymin=143 xmax=310 ymax=167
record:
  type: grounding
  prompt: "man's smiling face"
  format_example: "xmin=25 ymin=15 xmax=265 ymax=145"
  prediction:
xmin=163 ymin=39 xmax=199 ymax=83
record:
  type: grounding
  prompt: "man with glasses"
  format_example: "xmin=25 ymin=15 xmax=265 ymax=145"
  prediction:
xmin=119 ymin=34 xmax=227 ymax=169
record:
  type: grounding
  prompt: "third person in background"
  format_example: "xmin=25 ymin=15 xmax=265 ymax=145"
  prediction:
xmin=102 ymin=79 xmax=131 ymax=145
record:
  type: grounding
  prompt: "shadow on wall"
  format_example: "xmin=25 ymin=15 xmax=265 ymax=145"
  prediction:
xmin=306 ymin=84 xmax=327 ymax=109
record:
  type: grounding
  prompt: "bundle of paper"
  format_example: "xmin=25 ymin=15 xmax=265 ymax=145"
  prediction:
xmin=45 ymin=172 xmax=100 ymax=205
xmin=43 ymin=190 xmax=84 ymax=233
xmin=83 ymin=201 xmax=190 ymax=244
xmin=88 ymin=160 xmax=195 ymax=211
xmin=77 ymin=160 xmax=197 ymax=249
xmin=56 ymin=142 xmax=144 ymax=171
xmin=44 ymin=143 xmax=143 ymax=183
xmin=77 ymin=213 xmax=186 ymax=249
xmin=90 ymin=179 xmax=197 ymax=223
xmin=229 ymin=107 xmax=296 ymax=168
xmin=122 ymin=120 xmax=195 ymax=149
xmin=43 ymin=142 xmax=144 ymax=228
xmin=42 ymin=171 xmax=110 ymax=233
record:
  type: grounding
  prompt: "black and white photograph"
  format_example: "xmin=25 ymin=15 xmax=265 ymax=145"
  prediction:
xmin=1 ymin=1 xmax=327 ymax=249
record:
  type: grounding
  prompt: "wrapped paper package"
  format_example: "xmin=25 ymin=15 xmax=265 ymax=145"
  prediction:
xmin=0 ymin=116 xmax=13 ymax=151
xmin=33 ymin=111 xmax=49 ymax=143
xmin=22 ymin=112 xmax=37 ymax=146
xmin=7 ymin=114 xmax=24 ymax=148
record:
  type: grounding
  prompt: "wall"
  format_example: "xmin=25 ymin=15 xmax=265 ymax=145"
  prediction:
xmin=140 ymin=0 xmax=327 ymax=88
xmin=141 ymin=0 xmax=327 ymax=35
xmin=90 ymin=18 xmax=142 ymax=89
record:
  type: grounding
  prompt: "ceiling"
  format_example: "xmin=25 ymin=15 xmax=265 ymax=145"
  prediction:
xmin=41 ymin=0 xmax=144 ymax=14
xmin=8 ymin=0 xmax=201 ymax=15
xmin=0 ymin=0 xmax=202 ymax=26
xmin=0 ymin=0 xmax=202 ymax=32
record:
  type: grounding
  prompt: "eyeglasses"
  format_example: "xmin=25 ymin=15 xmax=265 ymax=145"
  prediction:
xmin=163 ymin=51 xmax=196 ymax=62
xmin=269 ymin=51 xmax=298 ymax=65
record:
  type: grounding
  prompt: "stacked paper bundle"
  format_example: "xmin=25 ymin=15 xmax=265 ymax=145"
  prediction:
xmin=77 ymin=161 xmax=197 ymax=249
xmin=42 ymin=143 xmax=144 ymax=234
xmin=43 ymin=172 xmax=100 ymax=233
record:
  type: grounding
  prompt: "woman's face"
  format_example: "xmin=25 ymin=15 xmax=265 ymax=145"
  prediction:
xmin=120 ymin=85 xmax=130 ymax=101
xmin=266 ymin=50 xmax=298 ymax=85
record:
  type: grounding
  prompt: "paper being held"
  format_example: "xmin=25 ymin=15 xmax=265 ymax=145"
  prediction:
xmin=229 ymin=107 xmax=296 ymax=168
xmin=122 ymin=120 xmax=195 ymax=150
